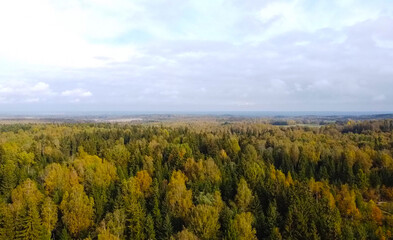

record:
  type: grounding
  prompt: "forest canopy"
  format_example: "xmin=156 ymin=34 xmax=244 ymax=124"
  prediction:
xmin=0 ymin=119 xmax=393 ymax=239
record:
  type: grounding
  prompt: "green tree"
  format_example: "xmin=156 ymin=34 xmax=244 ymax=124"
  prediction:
xmin=145 ymin=214 xmax=156 ymax=240
xmin=163 ymin=213 xmax=173 ymax=240
xmin=98 ymin=209 xmax=126 ymax=240
xmin=235 ymin=178 xmax=253 ymax=212
xmin=269 ymin=227 xmax=282 ymax=240
xmin=15 ymin=202 xmax=43 ymax=240
xmin=266 ymin=200 xmax=279 ymax=237
xmin=0 ymin=160 xmax=17 ymax=198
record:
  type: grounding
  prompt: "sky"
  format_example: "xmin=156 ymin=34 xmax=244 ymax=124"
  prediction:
xmin=0 ymin=0 xmax=393 ymax=113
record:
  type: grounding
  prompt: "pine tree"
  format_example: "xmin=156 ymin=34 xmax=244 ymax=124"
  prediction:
xmin=341 ymin=223 xmax=354 ymax=240
xmin=310 ymin=221 xmax=320 ymax=240
xmin=93 ymin=187 xmax=108 ymax=223
xmin=269 ymin=227 xmax=282 ymax=240
xmin=0 ymin=161 xmax=17 ymax=198
xmin=60 ymin=228 xmax=72 ymax=240
xmin=250 ymin=194 xmax=264 ymax=239
xmin=16 ymin=203 xmax=43 ymax=240
xmin=145 ymin=214 xmax=156 ymax=240
xmin=266 ymin=200 xmax=279 ymax=236
xmin=152 ymin=189 xmax=163 ymax=237
xmin=163 ymin=213 xmax=173 ymax=240
xmin=127 ymin=198 xmax=146 ymax=240
xmin=0 ymin=201 xmax=14 ymax=239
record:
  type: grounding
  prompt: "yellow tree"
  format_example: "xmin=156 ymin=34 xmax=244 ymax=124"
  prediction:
xmin=11 ymin=178 xmax=43 ymax=205
xmin=43 ymin=163 xmax=79 ymax=197
xmin=230 ymin=212 xmax=257 ymax=240
xmin=98 ymin=228 xmax=119 ymax=240
xmin=43 ymin=163 xmax=65 ymax=195
xmin=73 ymin=152 xmax=117 ymax=190
xmin=188 ymin=204 xmax=220 ymax=240
xmin=369 ymin=200 xmax=383 ymax=226
xmin=336 ymin=185 xmax=360 ymax=220
xmin=167 ymin=170 xmax=193 ymax=219
xmin=73 ymin=152 xmax=117 ymax=221
xmin=184 ymin=158 xmax=221 ymax=189
xmin=41 ymin=197 xmax=58 ymax=237
xmin=135 ymin=170 xmax=153 ymax=198
xmin=11 ymin=179 xmax=44 ymax=240
xmin=174 ymin=228 xmax=200 ymax=240
xmin=17 ymin=151 xmax=35 ymax=175
xmin=243 ymin=161 xmax=265 ymax=188
xmin=60 ymin=184 xmax=94 ymax=237
xmin=309 ymin=178 xmax=335 ymax=208
xmin=143 ymin=155 xmax=155 ymax=176
xmin=228 ymin=137 xmax=241 ymax=155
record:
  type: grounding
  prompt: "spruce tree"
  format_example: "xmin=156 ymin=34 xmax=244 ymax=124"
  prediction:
xmin=16 ymin=203 xmax=43 ymax=240
xmin=163 ymin=213 xmax=173 ymax=240
xmin=145 ymin=214 xmax=156 ymax=240
xmin=127 ymin=198 xmax=146 ymax=240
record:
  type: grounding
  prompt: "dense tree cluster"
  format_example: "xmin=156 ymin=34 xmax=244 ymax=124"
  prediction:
xmin=0 ymin=120 xmax=393 ymax=239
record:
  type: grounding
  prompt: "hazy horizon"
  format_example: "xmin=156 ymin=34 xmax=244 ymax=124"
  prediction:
xmin=0 ymin=110 xmax=392 ymax=118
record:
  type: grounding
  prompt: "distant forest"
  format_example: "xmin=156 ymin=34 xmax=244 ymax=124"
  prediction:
xmin=1 ymin=119 xmax=393 ymax=239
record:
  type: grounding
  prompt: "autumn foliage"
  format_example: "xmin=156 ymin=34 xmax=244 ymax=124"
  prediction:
xmin=0 ymin=120 xmax=392 ymax=239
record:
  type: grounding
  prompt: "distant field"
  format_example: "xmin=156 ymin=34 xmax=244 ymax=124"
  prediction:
xmin=280 ymin=123 xmax=323 ymax=128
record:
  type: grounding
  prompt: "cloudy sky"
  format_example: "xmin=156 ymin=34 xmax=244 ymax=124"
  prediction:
xmin=0 ymin=0 xmax=393 ymax=113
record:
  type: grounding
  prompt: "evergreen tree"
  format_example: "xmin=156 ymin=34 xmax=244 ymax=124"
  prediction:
xmin=229 ymin=212 xmax=257 ymax=240
xmin=145 ymin=214 xmax=156 ymax=240
xmin=163 ymin=214 xmax=173 ymax=240
xmin=0 ymin=161 xmax=17 ymax=198
xmin=126 ymin=198 xmax=146 ymax=240
xmin=152 ymin=193 xmax=163 ymax=238
xmin=60 ymin=228 xmax=72 ymax=240
xmin=269 ymin=227 xmax=282 ymax=240
xmin=15 ymin=203 xmax=43 ymax=240
xmin=266 ymin=200 xmax=279 ymax=237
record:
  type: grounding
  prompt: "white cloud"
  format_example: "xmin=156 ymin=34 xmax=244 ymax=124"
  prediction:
xmin=31 ymin=82 xmax=50 ymax=92
xmin=61 ymin=89 xmax=93 ymax=97
xmin=0 ymin=81 xmax=94 ymax=104
xmin=0 ymin=81 xmax=54 ymax=103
